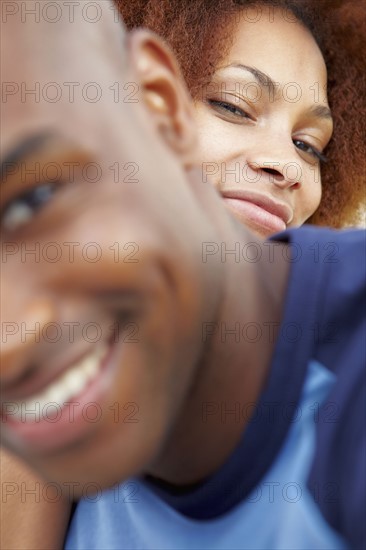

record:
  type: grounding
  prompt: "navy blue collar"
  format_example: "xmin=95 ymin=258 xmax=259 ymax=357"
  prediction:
xmin=143 ymin=231 xmax=323 ymax=519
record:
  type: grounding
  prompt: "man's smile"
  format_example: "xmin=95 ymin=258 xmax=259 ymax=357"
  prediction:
xmin=1 ymin=336 xmax=119 ymax=454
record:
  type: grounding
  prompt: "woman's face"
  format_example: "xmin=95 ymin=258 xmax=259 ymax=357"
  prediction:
xmin=194 ymin=7 xmax=333 ymax=238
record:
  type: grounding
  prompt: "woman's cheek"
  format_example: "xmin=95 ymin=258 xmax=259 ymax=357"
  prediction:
xmin=296 ymin=169 xmax=322 ymax=224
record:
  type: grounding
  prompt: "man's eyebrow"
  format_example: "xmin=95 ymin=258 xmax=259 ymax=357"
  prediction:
xmin=225 ymin=64 xmax=279 ymax=98
xmin=0 ymin=132 xmax=55 ymax=180
xmin=1 ymin=132 xmax=94 ymax=184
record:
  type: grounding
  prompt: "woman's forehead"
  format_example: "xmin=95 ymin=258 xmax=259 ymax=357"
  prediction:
xmin=219 ymin=7 xmax=327 ymax=91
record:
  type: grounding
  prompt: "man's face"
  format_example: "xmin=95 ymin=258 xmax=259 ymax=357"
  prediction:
xmin=0 ymin=2 xmax=223 ymax=492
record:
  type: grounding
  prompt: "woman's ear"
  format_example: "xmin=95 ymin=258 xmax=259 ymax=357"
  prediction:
xmin=127 ymin=29 xmax=197 ymax=166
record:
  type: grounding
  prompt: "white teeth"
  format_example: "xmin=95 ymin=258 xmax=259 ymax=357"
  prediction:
xmin=63 ymin=367 xmax=89 ymax=397
xmin=83 ymin=357 xmax=99 ymax=379
xmin=12 ymin=344 xmax=108 ymax=422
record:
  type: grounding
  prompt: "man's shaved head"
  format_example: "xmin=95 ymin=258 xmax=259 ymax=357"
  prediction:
xmin=2 ymin=0 xmax=127 ymax=70
xmin=1 ymin=1 xmax=131 ymax=156
xmin=0 ymin=0 xmax=225 ymax=492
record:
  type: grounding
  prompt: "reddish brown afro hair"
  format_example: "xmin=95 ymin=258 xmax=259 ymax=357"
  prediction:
xmin=117 ymin=0 xmax=365 ymax=227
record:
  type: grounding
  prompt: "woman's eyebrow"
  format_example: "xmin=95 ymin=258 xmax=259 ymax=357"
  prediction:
xmin=224 ymin=64 xmax=279 ymax=98
xmin=306 ymin=104 xmax=333 ymax=121
xmin=220 ymin=66 xmax=333 ymax=122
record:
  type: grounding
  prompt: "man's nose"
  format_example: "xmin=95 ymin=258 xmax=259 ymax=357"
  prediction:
xmin=0 ymin=297 xmax=56 ymax=386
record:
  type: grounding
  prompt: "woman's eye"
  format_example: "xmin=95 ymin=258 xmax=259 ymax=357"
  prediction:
xmin=1 ymin=183 xmax=57 ymax=232
xmin=207 ymin=99 xmax=251 ymax=120
xmin=293 ymin=139 xmax=327 ymax=163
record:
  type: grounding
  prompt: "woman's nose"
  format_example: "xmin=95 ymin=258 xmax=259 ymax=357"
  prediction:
xmin=246 ymin=140 xmax=302 ymax=189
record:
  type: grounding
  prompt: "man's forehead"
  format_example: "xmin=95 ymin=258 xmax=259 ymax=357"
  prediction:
xmin=1 ymin=1 xmax=127 ymax=72
xmin=1 ymin=1 xmax=131 ymax=161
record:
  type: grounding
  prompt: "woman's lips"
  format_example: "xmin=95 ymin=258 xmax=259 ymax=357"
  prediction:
xmin=223 ymin=197 xmax=288 ymax=236
xmin=1 ymin=339 xmax=118 ymax=454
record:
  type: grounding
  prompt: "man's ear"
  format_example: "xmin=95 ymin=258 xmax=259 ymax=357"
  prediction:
xmin=127 ymin=29 xmax=197 ymax=166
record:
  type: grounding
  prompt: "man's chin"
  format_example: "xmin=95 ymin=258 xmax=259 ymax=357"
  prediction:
xmin=26 ymin=451 xmax=149 ymax=499
xmin=2 ymin=418 xmax=161 ymax=498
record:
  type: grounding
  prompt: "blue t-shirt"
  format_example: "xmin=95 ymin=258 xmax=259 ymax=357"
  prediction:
xmin=66 ymin=228 xmax=366 ymax=550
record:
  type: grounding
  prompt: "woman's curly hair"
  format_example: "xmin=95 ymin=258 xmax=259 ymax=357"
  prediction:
xmin=117 ymin=0 xmax=365 ymax=227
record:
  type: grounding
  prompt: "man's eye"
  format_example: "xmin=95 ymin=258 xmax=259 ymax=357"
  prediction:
xmin=293 ymin=139 xmax=327 ymax=163
xmin=1 ymin=183 xmax=57 ymax=232
xmin=207 ymin=99 xmax=251 ymax=120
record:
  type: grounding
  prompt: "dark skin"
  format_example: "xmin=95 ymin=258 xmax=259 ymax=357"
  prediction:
xmin=1 ymin=449 xmax=71 ymax=550
xmin=194 ymin=7 xmax=333 ymax=239
xmin=1 ymin=2 xmax=288 ymax=547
